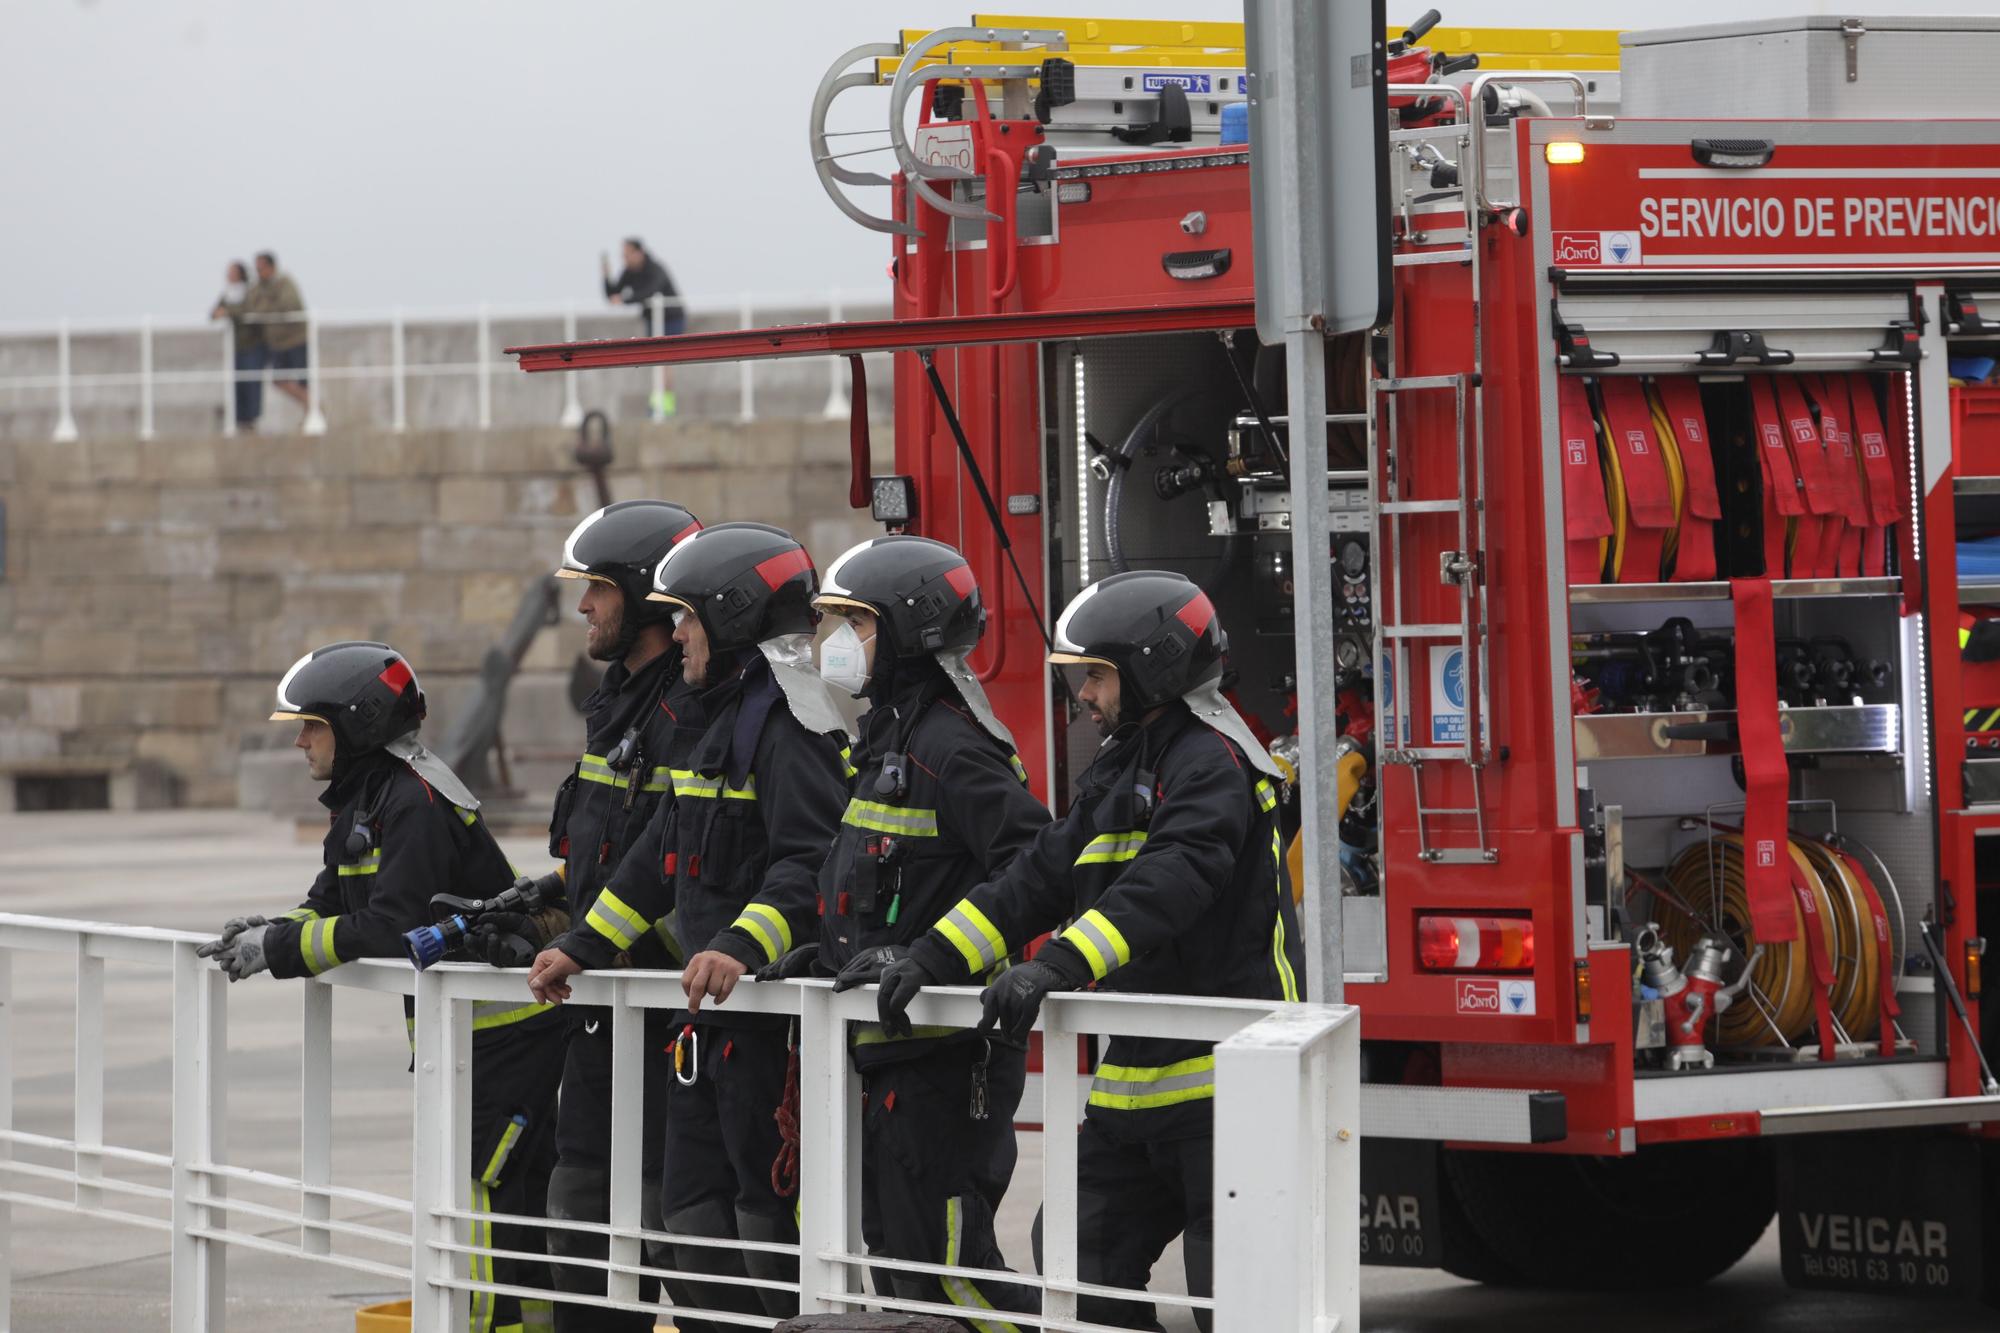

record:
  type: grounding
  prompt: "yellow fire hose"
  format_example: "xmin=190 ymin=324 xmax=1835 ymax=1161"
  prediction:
xmin=1657 ymin=831 xmax=1885 ymax=1048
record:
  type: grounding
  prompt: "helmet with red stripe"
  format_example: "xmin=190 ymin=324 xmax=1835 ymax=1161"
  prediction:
xmin=1049 ymin=570 xmax=1227 ymax=711
xmin=815 ymin=535 xmax=984 ymax=659
xmin=270 ymin=641 xmax=427 ymax=754
xmin=555 ymin=500 xmax=702 ymax=631
xmin=646 ymin=522 xmax=819 ymax=652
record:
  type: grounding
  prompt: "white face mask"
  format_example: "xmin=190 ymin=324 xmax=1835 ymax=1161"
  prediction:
xmin=818 ymin=622 xmax=875 ymax=696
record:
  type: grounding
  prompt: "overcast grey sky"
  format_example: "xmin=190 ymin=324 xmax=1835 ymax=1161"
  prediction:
xmin=4 ymin=0 xmax=1988 ymax=327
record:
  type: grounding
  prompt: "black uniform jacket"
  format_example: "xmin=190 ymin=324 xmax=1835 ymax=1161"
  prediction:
xmin=557 ymin=654 xmax=849 ymax=1028
xmin=819 ymin=674 xmax=1050 ymax=1066
xmin=266 ymin=748 xmax=560 ymax=1038
xmin=546 ymin=648 xmax=705 ymax=969
xmin=906 ymin=702 xmax=1305 ymax=1135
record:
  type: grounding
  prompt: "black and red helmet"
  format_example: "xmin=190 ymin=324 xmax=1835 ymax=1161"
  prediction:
xmin=555 ymin=499 xmax=702 ymax=629
xmin=815 ymin=535 xmax=984 ymax=658
xmin=271 ymin=641 xmax=427 ymax=754
xmin=1049 ymin=570 xmax=1227 ymax=711
xmin=646 ymin=522 xmax=818 ymax=652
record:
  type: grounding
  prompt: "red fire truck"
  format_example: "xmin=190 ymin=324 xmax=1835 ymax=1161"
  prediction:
xmin=514 ymin=11 xmax=2000 ymax=1303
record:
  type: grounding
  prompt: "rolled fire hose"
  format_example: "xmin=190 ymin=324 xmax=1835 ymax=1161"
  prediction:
xmin=1657 ymin=831 xmax=1888 ymax=1049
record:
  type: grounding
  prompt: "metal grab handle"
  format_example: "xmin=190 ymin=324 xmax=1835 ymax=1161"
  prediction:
xmin=986 ymin=145 xmax=1019 ymax=302
xmin=809 ymin=41 xmax=919 ymax=237
xmin=888 ymin=26 xmax=1064 ymax=220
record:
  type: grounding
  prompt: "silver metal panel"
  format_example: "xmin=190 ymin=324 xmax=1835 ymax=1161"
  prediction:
xmin=1759 ymin=1093 xmax=2000 ymax=1136
xmin=1574 ymin=705 xmax=1901 ymax=761
xmin=1622 ymin=18 xmax=2000 ymax=120
xmin=1359 ymin=1085 xmax=1555 ymax=1144
xmin=1634 ymin=1058 xmax=1946 ymax=1121
xmin=1551 ymin=289 xmax=1912 ymax=371
xmin=1341 ymin=894 xmax=1386 ymax=978
xmin=1570 ymin=577 xmax=1901 ymax=605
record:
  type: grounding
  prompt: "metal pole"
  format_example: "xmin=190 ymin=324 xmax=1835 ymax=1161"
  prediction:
xmin=220 ymin=320 xmax=237 ymax=438
xmin=795 ymin=983 xmax=853 ymax=1314
xmin=51 ymin=320 xmax=78 ymax=443
xmin=604 ymin=981 xmax=643 ymax=1304
xmin=1262 ymin=0 xmax=1345 ymax=1006
xmin=0 ymin=949 xmax=13 ymax=1329
xmin=821 ymin=291 xmax=850 ymax=419
xmin=558 ymin=305 xmax=583 ymax=427
xmin=738 ymin=296 xmax=755 ymax=422
xmin=73 ymin=940 xmax=104 ymax=1215
xmin=391 ymin=308 xmax=408 ymax=433
xmin=476 ymin=304 xmax=493 ymax=431
xmin=648 ymin=295 xmax=667 ymax=421
xmin=302 ymin=314 xmax=328 ymax=436
xmin=300 ymin=982 xmax=334 ymax=1257
xmin=138 ymin=317 xmax=155 ymax=441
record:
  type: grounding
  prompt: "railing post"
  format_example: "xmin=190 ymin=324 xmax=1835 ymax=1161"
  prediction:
xmin=558 ymin=305 xmax=584 ymax=428
xmin=301 ymin=314 xmax=327 ymax=436
xmin=647 ymin=296 xmax=668 ymax=421
xmin=605 ymin=979 xmax=644 ymax=1305
xmin=220 ymin=321 xmax=237 ymax=439
xmin=138 ymin=316 xmax=156 ymax=441
xmin=476 ymin=304 xmax=493 ymax=431
xmin=1038 ymin=998 xmax=1082 ymax=1329
xmin=391 ymin=309 xmax=408 ymax=434
xmin=0 ymin=948 xmax=14 ymax=1330
xmin=1213 ymin=1005 xmax=1358 ymax=1333
xmin=170 ymin=943 xmax=226 ymax=1332
xmin=410 ymin=970 xmax=470 ymax=1333
xmin=51 ymin=319 xmax=79 ymax=443
xmin=73 ymin=939 xmax=104 ymax=1214
xmin=738 ymin=296 xmax=755 ymax=422
xmin=795 ymin=983 xmax=854 ymax=1314
xmin=300 ymin=981 xmax=334 ymax=1256
xmin=820 ymin=291 xmax=849 ymax=420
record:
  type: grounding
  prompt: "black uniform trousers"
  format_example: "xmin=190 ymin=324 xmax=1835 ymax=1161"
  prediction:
xmin=546 ymin=1006 xmax=673 ymax=1333
xmin=1034 ymin=1118 xmax=1216 ymax=1333
xmin=658 ymin=1020 xmax=799 ymax=1331
xmin=469 ymin=1014 xmax=567 ymax=1333
xmin=862 ymin=1038 xmax=1035 ymax=1330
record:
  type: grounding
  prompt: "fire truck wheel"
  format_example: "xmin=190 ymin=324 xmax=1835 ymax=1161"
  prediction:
xmin=1440 ymin=1140 xmax=1775 ymax=1288
xmin=1436 ymin=1170 xmax=1520 ymax=1285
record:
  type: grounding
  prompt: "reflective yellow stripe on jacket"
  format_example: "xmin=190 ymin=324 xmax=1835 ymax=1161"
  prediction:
xmin=577 ymin=752 xmax=671 ymax=793
xmin=299 ymin=917 xmax=342 ymax=975
xmin=936 ymin=901 xmax=1008 ymax=975
xmin=1087 ymin=1053 xmax=1217 ymax=1111
xmin=841 ymin=799 xmax=940 ymax=837
xmin=671 ymin=770 xmax=758 ymax=801
xmin=337 ymin=848 xmax=381 ymax=877
xmin=584 ymin=888 xmax=650 ymax=951
xmin=732 ymin=902 xmax=792 ymax=964
xmin=1057 ymin=908 xmax=1131 ymax=981
xmin=1075 ymin=831 xmax=1146 ymax=866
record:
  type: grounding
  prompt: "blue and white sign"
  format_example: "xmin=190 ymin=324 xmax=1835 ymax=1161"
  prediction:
xmin=1430 ymin=646 xmax=1467 ymax=744
xmin=1142 ymin=72 xmax=1211 ymax=93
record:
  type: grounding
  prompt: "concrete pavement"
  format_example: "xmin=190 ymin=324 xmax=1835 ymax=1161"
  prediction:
xmin=1 ymin=809 xmax=1993 ymax=1331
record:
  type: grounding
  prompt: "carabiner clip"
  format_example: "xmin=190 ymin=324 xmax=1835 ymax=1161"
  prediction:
xmin=673 ymin=1022 xmax=700 ymax=1087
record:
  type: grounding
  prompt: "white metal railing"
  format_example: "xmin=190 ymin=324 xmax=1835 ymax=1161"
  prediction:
xmin=0 ymin=912 xmax=1358 ymax=1333
xmin=0 ymin=293 xmax=892 ymax=443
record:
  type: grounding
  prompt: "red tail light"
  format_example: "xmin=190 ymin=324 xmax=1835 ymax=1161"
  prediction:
xmin=1417 ymin=915 xmax=1536 ymax=972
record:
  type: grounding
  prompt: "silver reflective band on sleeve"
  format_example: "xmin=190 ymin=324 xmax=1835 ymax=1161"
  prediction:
xmin=1087 ymin=1054 xmax=1217 ymax=1111
xmin=841 ymin=799 xmax=940 ymax=837
xmin=936 ymin=902 xmax=1007 ymax=974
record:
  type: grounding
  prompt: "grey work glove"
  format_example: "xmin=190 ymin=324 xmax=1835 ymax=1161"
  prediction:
xmin=755 ymin=943 xmax=821 ymax=983
xmin=215 ymin=914 xmax=269 ymax=945
xmin=832 ymin=944 xmax=907 ymax=992
xmin=198 ymin=923 xmax=273 ymax=982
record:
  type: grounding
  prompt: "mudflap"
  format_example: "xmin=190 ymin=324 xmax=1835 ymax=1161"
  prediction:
xmin=1776 ymin=1132 xmax=1998 ymax=1304
xmin=1358 ymin=1138 xmax=1444 ymax=1268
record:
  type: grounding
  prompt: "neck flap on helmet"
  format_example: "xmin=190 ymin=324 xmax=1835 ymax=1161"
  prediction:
xmin=1182 ymin=679 xmax=1282 ymax=780
xmin=382 ymin=731 xmax=483 ymax=810
xmin=757 ymin=633 xmax=850 ymax=739
xmin=936 ymin=648 xmax=1017 ymax=750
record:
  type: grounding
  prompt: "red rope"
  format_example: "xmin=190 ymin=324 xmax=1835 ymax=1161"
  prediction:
xmin=771 ymin=1034 xmax=801 ymax=1198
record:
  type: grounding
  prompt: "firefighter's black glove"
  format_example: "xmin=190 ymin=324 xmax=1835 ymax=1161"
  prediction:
xmin=832 ymin=945 xmax=907 ymax=992
xmin=463 ymin=915 xmax=540 ymax=969
xmin=875 ymin=955 xmax=936 ymax=1038
xmin=755 ymin=943 xmax=822 ymax=983
xmin=977 ymin=958 xmax=1076 ymax=1042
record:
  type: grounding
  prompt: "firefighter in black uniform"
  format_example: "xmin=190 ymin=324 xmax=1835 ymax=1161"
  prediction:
xmin=758 ymin=535 xmax=1051 ymax=1328
xmin=527 ymin=522 xmax=849 ymax=1328
xmin=877 ymin=570 xmax=1305 ymax=1332
xmin=199 ymin=641 xmax=566 ymax=1333
xmin=527 ymin=500 xmax=704 ymax=1332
